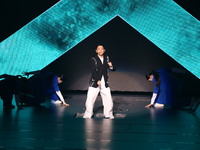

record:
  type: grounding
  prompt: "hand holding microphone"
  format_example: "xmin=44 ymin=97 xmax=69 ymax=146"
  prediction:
xmin=107 ymin=56 xmax=113 ymax=68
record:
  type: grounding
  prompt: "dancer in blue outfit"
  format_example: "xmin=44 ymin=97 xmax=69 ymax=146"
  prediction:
xmin=24 ymin=71 xmax=69 ymax=106
xmin=145 ymin=68 xmax=182 ymax=108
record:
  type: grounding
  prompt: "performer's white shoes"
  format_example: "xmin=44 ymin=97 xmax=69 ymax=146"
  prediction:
xmin=51 ymin=100 xmax=62 ymax=104
xmin=83 ymin=116 xmax=91 ymax=119
xmin=83 ymin=115 xmax=114 ymax=119
xmin=154 ymin=103 xmax=164 ymax=107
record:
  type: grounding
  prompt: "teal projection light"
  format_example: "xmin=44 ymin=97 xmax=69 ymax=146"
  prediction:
xmin=0 ymin=0 xmax=199 ymax=78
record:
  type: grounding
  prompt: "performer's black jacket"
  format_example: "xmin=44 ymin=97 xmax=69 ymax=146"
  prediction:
xmin=89 ymin=55 xmax=115 ymax=88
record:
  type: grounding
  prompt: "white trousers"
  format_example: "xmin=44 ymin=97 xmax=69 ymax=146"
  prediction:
xmin=83 ymin=86 xmax=114 ymax=118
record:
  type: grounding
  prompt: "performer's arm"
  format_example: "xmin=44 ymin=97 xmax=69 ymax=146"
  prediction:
xmin=56 ymin=91 xmax=69 ymax=106
xmin=150 ymin=93 xmax=157 ymax=104
xmin=145 ymin=93 xmax=157 ymax=108
xmin=23 ymin=70 xmax=41 ymax=76
xmin=107 ymin=56 xmax=116 ymax=71
xmin=52 ymin=76 xmax=69 ymax=106
xmin=0 ymin=74 xmax=10 ymax=79
xmin=107 ymin=62 xmax=115 ymax=71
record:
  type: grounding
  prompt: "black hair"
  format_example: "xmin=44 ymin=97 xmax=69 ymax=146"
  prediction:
xmin=96 ymin=44 xmax=104 ymax=48
xmin=58 ymin=74 xmax=64 ymax=81
xmin=146 ymin=70 xmax=160 ymax=87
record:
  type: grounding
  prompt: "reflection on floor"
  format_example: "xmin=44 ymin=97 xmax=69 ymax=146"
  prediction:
xmin=0 ymin=93 xmax=200 ymax=150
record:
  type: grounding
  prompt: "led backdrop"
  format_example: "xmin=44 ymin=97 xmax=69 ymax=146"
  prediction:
xmin=0 ymin=0 xmax=199 ymax=79
xmin=43 ymin=16 xmax=198 ymax=92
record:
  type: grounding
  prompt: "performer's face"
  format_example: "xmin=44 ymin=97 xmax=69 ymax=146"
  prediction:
xmin=148 ymin=75 xmax=154 ymax=82
xmin=57 ymin=77 xmax=63 ymax=84
xmin=96 ymin=45 xmax=105 ymax=57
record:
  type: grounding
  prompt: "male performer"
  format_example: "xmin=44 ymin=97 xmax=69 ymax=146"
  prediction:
xmin=83 ymin=44 xmax=115 ymax=119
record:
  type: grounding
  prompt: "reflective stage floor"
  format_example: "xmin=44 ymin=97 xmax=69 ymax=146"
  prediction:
xmin=0 ymin=93 xmax=200 ymax=150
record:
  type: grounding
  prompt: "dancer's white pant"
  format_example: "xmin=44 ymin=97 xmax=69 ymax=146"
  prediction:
xmin=83 ymin=86 xmax=114 ymax=118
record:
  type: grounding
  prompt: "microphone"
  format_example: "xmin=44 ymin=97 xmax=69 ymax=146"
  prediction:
xmin=107 ymin=56 xmax=109 ymax=63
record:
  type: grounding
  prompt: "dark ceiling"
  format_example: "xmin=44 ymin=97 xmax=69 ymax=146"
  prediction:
xmin=1 ymin=0 xmax=59 ymax=42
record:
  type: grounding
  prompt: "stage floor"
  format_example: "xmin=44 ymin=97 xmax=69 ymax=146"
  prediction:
xmin=0 ymin=93 xmax=200 ymax=150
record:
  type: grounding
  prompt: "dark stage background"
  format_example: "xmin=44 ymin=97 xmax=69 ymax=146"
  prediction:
xmin=1 ymin=0 xmax=60 ymax=42
xmin=43 ymin=16 xmax=199 ymax=93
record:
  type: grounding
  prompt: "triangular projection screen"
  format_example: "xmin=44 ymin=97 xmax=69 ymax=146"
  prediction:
xmin=0 ymin=0 xmax=199 ymax=91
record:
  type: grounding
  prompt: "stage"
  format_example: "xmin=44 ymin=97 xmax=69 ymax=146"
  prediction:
xmin=0 ymin=92 xmax=200 ymax=150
